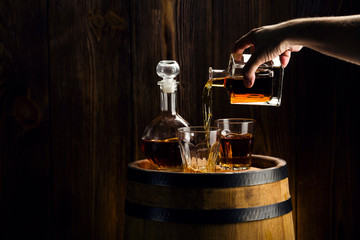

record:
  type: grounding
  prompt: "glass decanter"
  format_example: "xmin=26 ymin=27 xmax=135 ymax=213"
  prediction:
xmin=141 ymin=60 xmax=189 ymax=171
xmin=203 ymin=53 xmax=284 ymax=129
xmin=206 ymin=53 xmax=284 ymax=107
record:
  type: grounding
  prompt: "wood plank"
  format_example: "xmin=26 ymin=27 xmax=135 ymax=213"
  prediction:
xmin=294 ymin=2 xmax=360 ymax=239
xmin=125 ymin=213 xmax=294 ymax=240
xmin=49 ymin=1 xmax=133 ymax=240
xmin=293 ymin=51 xmax=360 ymax=240
xmin=175 ymin=0 xmax=213 ymax=125
xmin=49 ymin=2 xmax=95 ymax=239
xmin=294 ymin=50 xmax=335 ymax=240
xmin=126 ymin=178 xmax=291 ymax=209
xmin=130 ymin=0 xmax=164 ymax=161
xmin=330 ymin=61 xmax=360 ymax=240
xmin=0 ymin=1 xmax=50 ymax=239
xmin=87 ymin=3 xmax=132 ymax=239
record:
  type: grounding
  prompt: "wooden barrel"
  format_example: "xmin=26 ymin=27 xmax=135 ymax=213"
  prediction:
xmin=124 ymin=155 xmax=294 ymax=240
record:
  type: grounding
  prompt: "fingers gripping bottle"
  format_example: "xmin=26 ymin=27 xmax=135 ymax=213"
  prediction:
xmin=141 ymin=60 xmax=189 ymax=171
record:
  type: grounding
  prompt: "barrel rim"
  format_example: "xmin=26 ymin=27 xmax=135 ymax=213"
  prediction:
xmin=127 ymin=154 xmax=288 ymax=188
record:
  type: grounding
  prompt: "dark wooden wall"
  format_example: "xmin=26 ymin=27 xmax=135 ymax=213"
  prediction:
xmin=1 ymin=0 xmax=360 ymax=239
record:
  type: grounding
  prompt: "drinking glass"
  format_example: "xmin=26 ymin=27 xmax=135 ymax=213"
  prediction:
xmin=177 ymin=127 xmax=221 ymax=173
xmin=215 ymin=118 xmax=255 ymax=170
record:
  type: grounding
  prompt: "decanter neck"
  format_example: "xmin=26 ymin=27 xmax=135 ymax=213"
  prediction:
xmin=160 ymin=89 xmax=177 ymax=115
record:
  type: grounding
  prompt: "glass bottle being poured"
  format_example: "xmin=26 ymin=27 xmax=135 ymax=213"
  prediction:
xmin=141 ymin=60 xmax=189 ymax=171
xmin=203 ymin=53 xmax=284 ymax=130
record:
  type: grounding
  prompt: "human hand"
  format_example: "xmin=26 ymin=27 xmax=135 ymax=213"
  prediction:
xmin=233 ymin=23 xmax=302 ymax=87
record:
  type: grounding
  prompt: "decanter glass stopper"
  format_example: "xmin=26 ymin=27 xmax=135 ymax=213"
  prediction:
xmin=156 ymin=60 xmax=180 ymax=79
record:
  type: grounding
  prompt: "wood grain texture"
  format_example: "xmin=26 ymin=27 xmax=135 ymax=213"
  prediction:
xmin=294 ymin=2 xmax=360 ymax=239
xmin=131 ymin=0 xmax=164 ymax=161
xmin=126 ymin=177 xmax=290 ymax=209
xmin=1 ymin=0 xmax=360 ymax=240
xmin=0 ymin=1 xmax=50 ymax=239
xmin=176 ymin=1 xmax=212 ymax=125
xmin=49 ymin=1 xmax=95 ymax=239
xmin=125 ymin=156 xmax=294 ymax=239
xmin=87 ymin=3 xmax=132 ymax=239
xmin=125 ymin=213 xmax=295 ymax=240
xmin=49 ymin=1 xmax=132 ymax=239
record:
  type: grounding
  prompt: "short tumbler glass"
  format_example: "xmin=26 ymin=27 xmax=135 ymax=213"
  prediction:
xmin=215 ymin=118 xmax=255 ymax=170
xmin=177 ymin=127 xmax=221 ymax=173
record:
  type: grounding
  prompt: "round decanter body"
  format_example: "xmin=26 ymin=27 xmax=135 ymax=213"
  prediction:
xmin=141 ymin=60 xmax=189 ymax=171
xmin=141 ymin=114 xmax=189 ymax=170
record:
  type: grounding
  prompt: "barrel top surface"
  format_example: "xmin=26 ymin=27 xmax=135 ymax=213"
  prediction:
xmin=127 ymin=155 xmax=288 ymax=188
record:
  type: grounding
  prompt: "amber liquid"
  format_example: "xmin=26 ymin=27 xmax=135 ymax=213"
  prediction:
xmin=141 ymin=138 xmax=183 ymax=170
xmin=202 ymin=68 xmax=279 ymax=130
xmin=225 ymin=77 xmax=271 ymax=103
xmin=218 ymin=133 xmax=254 ymax=170
xmin=212 ymin=76 xmax=272 ymax=103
